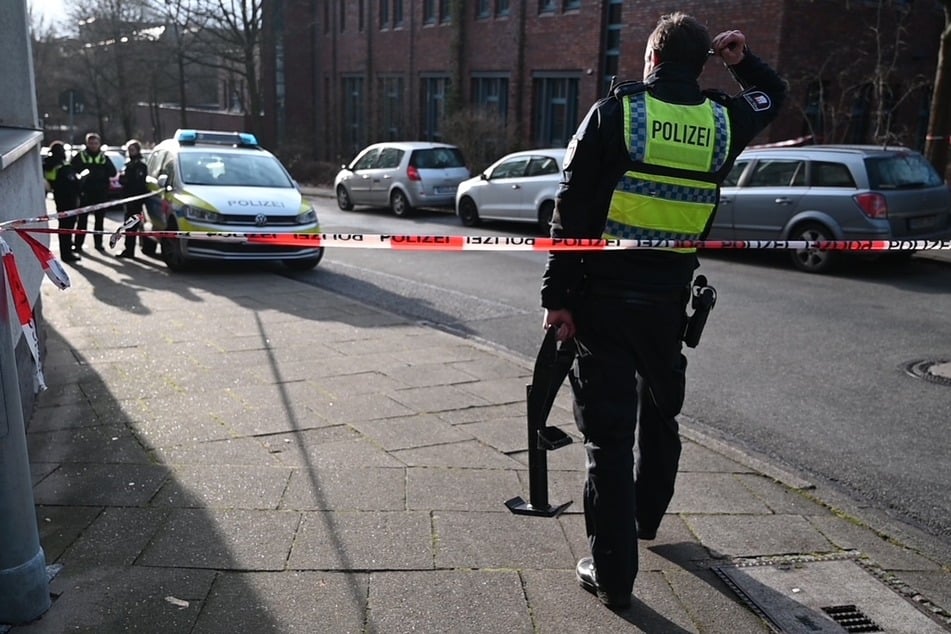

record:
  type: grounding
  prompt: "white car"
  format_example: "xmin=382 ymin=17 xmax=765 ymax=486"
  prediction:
xmin=455 ymin=148 xmax=566 ymax=234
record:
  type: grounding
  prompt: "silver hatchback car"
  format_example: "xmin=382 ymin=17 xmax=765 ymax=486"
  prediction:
xmin=711 ymin=145 xmax=951 ymax=273
xmin=334 ymin=142 xmax=470 ymax=216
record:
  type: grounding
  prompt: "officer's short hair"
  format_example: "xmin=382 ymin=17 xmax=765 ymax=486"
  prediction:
xmin=647 ymin=12 xmax=711 ymax=76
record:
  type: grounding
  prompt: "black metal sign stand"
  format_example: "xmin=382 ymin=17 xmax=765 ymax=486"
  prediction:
xmin=505 ymin=328 xmax=575 ymax=518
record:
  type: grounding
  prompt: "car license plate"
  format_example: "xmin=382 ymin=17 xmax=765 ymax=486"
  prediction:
xmin=909 ymin=215 xmax=937 ymax=230
xmin=434 ymin=186 xmax=456 ymax=195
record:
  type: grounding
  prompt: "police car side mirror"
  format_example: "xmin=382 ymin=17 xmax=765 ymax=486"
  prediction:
xmin=157 ymin=174 xmax=169 ymax=190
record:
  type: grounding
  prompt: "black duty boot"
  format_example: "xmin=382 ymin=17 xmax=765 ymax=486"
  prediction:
xmin=575 ymin=557 xmax=631 ymax=609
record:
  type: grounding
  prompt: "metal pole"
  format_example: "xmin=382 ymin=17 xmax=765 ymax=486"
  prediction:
xmin=0 ymin=265 xmax=50 ymax=625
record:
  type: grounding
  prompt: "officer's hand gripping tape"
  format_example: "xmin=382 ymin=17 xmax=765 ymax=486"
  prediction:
xmin=682 ymin=275 xmax=717 ymax=348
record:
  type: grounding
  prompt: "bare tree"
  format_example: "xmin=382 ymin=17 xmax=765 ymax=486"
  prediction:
xmin=923 ymin=0 xmax=951 ymax=178
xmin=190 ymin=0 xmax=264 ymax=131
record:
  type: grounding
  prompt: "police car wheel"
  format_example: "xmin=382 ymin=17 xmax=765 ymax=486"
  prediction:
xmin=161 ymin=233 xmax=189 ymax=272
xmin=390 ymin=190 xmax=412 ymax=217
xmin=336 ymin=186 xmax=353 ymax=211
xmin=458 ymin=197 xmax=480 ymax=227
xmin=790 ymin=222 xmax=836 ymax=274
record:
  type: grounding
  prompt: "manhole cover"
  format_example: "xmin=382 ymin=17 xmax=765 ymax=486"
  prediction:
xmin=713 ymin=556 xmax=947 ymax=633
xmin=903 ymin=359 xmax=951 ymax=386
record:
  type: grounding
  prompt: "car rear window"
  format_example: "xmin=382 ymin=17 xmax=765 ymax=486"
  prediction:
xmin=410 ymin=147 xmax=466 ymax=169
xmin=865 ymin=153 xmax=943 ymax=189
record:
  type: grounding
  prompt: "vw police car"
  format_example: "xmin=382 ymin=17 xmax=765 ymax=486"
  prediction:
xmin=142 ymin=129 xmax=323 ymax=271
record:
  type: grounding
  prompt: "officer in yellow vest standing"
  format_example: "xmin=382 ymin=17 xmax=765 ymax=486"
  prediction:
xmin=70 ymin=131 xmax=117 ymax=253
xmin=541 ymin=12 xmax=786 ymax=610
xmin=42 ymin=141 xmax=82 ymax=263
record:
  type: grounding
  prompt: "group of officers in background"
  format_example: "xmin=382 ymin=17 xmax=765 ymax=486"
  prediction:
xmin=42 ymin=131 xmax=148 ymax=263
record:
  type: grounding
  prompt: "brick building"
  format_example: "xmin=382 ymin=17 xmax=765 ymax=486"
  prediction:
xmin=260 ymin=0 xmax=944 ymax=173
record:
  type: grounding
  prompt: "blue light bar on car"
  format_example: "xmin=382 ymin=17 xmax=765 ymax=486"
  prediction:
xmin=173 ymin=129 xmax=259 ymax=147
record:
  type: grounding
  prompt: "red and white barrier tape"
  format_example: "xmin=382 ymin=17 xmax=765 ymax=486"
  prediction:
xmin=1 ymin=238 xmax=47 ymax=390
xmin=18 ymin=229 xmax=951 ymax=252
xmin=0 ymin=191 xmax=158 ymax=230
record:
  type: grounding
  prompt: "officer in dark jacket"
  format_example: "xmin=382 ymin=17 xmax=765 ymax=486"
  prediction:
xmin=541 ymin=12 xmax=786 ymax=609
xmin=70 ymin=131 xmax=117 ymax=252
xmin=43 ymin=141 xmax=82 ymax=263
xmin=116 ymin=139 xmax=148 ymax=259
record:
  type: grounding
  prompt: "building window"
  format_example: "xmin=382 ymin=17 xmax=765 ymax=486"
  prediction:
xmin=477 ymin=0 xmax=490 ymax=19
xmin=497 ymin=0 xmax=510 ymax=16
xmin=472 ymin=75 xmax=509 ymax=124
xmin=440 ymin=0 xmax=451 ymax=23
xmin=424 ymin=0 xmax=436 ymax=24
xmin=539 ymin=0 xmax=556 ymax=13
xmin=379 ymin=76 xmax=404 ymax=140
xmin=565 ymin=0 xmax=580 ymax=9
xmin=603 ymin=0 xmax=622 ymax=94
xmin=339 ymin=0 xmax=346 ymax=31
xmin=423 ymin=76 xmax=450 ymax=141
xmin=533 ymin=75 xmax=579 ymax=147
xmin=343 ymin=76 xmax=365 ymax=156
xmin=359 ymin=0 xmax=365 ymax=30
xmin=394 ymin=0 xmax=404 ymax=27
xmin=380 ymin=0 xmax=389 ymax=28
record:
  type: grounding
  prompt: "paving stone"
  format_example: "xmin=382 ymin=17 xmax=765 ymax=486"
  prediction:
xmin=390 ymin=384 xmax=491 ymax=413
xmin=665 ymin=567 xmax=772 ymax=633
xmin=12 ymin=566 xmax=216 ymax=634
xmin=457 ymin=377 xmax=527 ymax=405
xmin=679 ymin=440 xmax=754 ymax=473
xmin=381 ymin=363 xmax=479 ymax=388
xmin=807 ymin=515 xmax=942 ymax=571
xmin=26 ymin=402 xmax=102 ymax=432
xmin=58 ymin=507 xmax=170 ymax=566
xmin=193 ymin=571 xmax=368 ymax=634
xmin=448 ymin=357 xmax=532 ymax=381
xmin=151 ymin=465 xmax=292 ymax=509
xmin=391 ymin=440 xmax=524 ymax=469
xmin=522 ymin=568 xmax=700 ymax=633
xmin=34 ymin=505 xmax=102 ymax=563
xmin=149 ymin=436 xmax=283 ymax=466
xmin=306 ymin=389 xmax=416 ymax=422
xmin=269 ymin=434 xmax=405 ymax=469
xmin=735 ymin=473 xmax=831 ymax=515
xmin=436 ymin=402 xmax=525 ymax=425
xmin=368 ymin=570 xmax=532 ymax=633
xmin=667 ymin=473 xmax=773 ymax=515
xmin=456 ymin=416 xmax=527 ymax=454
xmin=407 ymin=466 xmax=522 ymax=512
xmin=348 ymin=414 xmax=473 ymax=451
xmin=139 ymin=509 xmax=300 ymax=570
xmin=26 ymin=424 xmax=151 ymax=464
xmin=280 ymin=466 xmax=406 ymax=511
xmin=287 ymin=511 xmax=433 ymax=570
xmin=891 ymin=570 xmax=951 ymax=617
xmin=433 ymin=511 xmax=574 ymax=569
xmin=32 ymin=463 xmax=170 ymax=506
xmin=683 ymin=514 xmax=836 ymax=559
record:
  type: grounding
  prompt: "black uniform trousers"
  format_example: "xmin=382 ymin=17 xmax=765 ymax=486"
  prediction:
xmin=568 ymin=287 xmax=689 ymax=597
xmin=75 ymin=192 xmax=109 ymax=249
xmin=122 ymin=199 xmax=143 ymax=254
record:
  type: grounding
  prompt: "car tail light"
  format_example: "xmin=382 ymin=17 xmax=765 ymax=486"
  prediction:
xmin=407 ymin=165 xmax=421 ymax=182
xmin=853 ymin=192 xmax=888 ymax=219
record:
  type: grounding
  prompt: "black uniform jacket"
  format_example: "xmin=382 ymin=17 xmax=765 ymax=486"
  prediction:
xmin=70 ymin=150 xmax=117 ymax=198
xmin=120 ymin=158 xmax=149 ymax=196
xmin=43 ymin=157 xmax=81 ymax=210
xmin=541 ymin=52 xmax=787 ymax=310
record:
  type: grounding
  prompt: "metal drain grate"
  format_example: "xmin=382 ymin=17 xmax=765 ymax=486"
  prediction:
xmin=820 ymin=605 xmax=882 ymax=632
xmin=902 ymin=359 xmax=951 ymax=386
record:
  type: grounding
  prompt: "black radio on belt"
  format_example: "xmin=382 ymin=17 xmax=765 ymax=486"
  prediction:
xmin=682 ymin=275 xmax=717 ymax=348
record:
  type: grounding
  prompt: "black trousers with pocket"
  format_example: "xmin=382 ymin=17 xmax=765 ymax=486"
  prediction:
xmin=568 ymin=287 xmax=689 ymax=597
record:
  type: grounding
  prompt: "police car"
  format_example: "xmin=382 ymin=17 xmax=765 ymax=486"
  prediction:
xmin=142 ymin=129 xmax=323 ymax=271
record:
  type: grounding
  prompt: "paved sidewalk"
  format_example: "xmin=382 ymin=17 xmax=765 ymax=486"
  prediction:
xmin=6 ymin=213 xmax=951 ymax=633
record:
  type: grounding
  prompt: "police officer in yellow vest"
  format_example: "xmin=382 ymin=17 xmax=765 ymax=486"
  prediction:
xmin=70 ymin=131 xmax=117 ymax=252
xmin=541 ymin=12 xmax=786 ymax=609
xmin=43 ymin=141 xmax=83 ymax=263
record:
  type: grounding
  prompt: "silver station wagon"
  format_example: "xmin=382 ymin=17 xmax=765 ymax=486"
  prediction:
xmin=710 ymin=145 xmax=951 ymax=273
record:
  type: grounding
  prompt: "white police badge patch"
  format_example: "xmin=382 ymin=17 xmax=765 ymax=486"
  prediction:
xmin=743 ymin=90 xmax=771 ymax=112
xmin=563 ymin=137 xmax=579 ymax=170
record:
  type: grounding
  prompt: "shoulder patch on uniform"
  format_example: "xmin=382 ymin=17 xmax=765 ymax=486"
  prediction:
xmin=563 ymin=138 xmax=579 ymax=170
xmin=742 ymin=90 xmax=772 ymax=112
xmin=613 ymin=80 xmax=649 ymax=99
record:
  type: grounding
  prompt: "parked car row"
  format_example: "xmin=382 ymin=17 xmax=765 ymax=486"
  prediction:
xmin=333 ymin=141 xmax=951 ymax=274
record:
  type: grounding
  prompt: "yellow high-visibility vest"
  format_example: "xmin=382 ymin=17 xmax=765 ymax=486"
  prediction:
xmin=604 ymin=91 xmax=731 ymax=253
